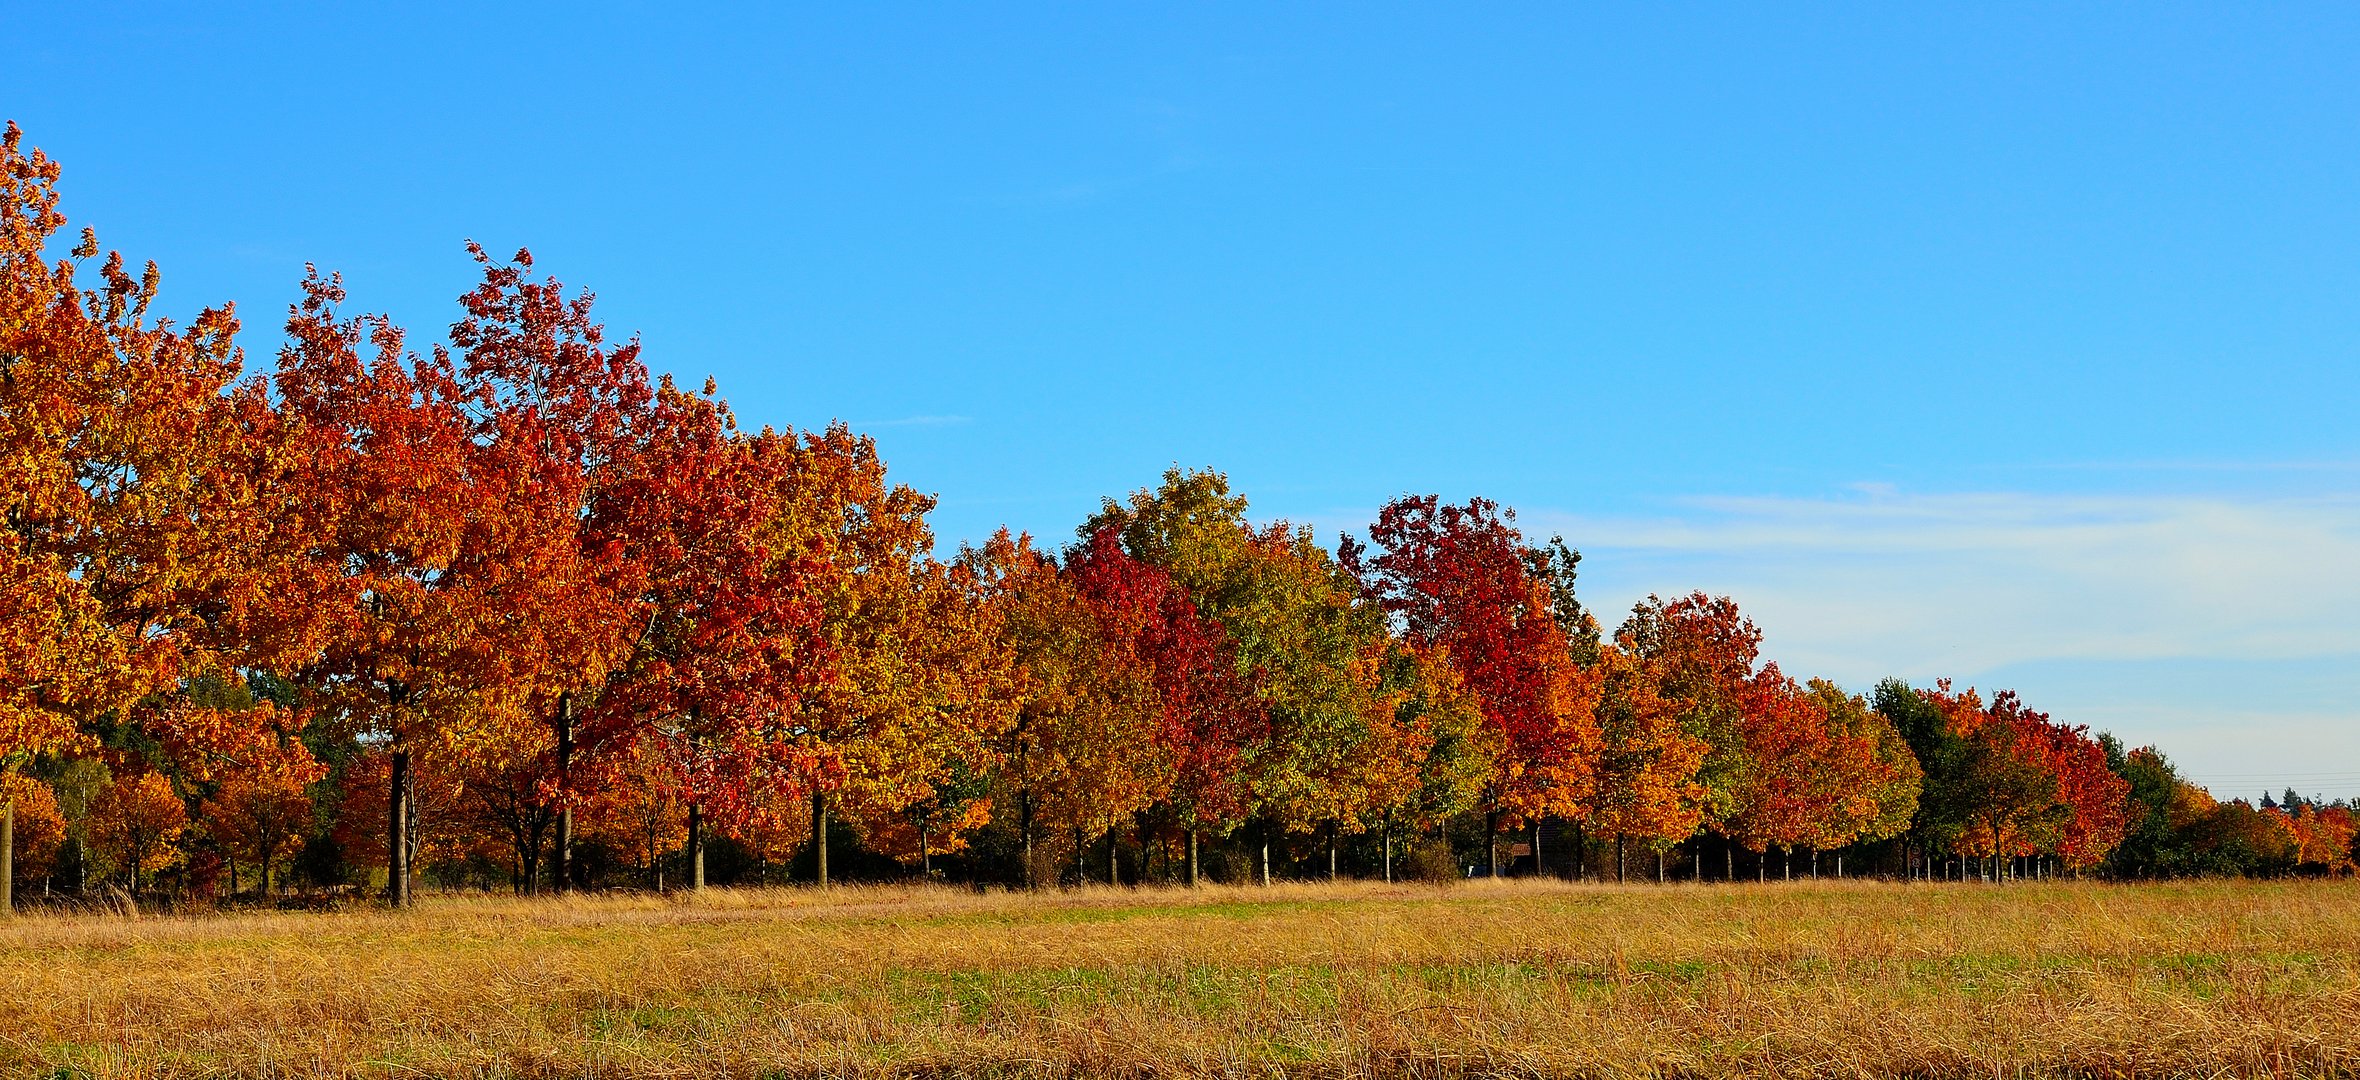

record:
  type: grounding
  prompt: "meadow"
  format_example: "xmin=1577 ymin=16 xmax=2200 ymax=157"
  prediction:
xmin=2 ymin=878 xmax=2355 ymax=1079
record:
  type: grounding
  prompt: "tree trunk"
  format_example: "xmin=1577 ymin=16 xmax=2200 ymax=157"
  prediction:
xmin=1259 ymin=821 xmax=1272 ymax=886
xmin=1693 ymin=841 xmax=1702 ymax=883
xmin=4 ymin=796 xmax=16 ymax=917
xmin=1327 ymin=820 xmax=1339 ymax=881
xmin=1530 ymin=819 xmax=1543 ymax=879
xmin=1656 ymin=848 xmax=1665 ymax=884
xmin=1108 ymin=820 xmax=1119 ymax=885
xmin=920 ymin=819 xmax=932 ymax=877
xmin=555 ymin=692 xmax=573 ymax=894
xmin=1725 ymin=842 xmax=1733 ymax=883
xmin=1019 ymin=789 xmax=1035 ymax=889
xmin=1187 ymin=827 xmax=1200 ymax=887
xmin=1572 ymin=819 xmax=1586 ymax=881
xmin=812 ymin=790 xmax=829 ymax=887
xmin=648 ymin=818 xmax=662 ymax=892
xmin=388 ymin=748 xmax=412 ymax=908
xmin=1484 ymin=809 xmax=1499 ymax=879
xmin=687 ymin=802 xmax=705 ymax=892
xmin=1615 ymin=834 xmax=1626 ymax=884
xmin=1381 ymin=814 xmax=1394 ymax=884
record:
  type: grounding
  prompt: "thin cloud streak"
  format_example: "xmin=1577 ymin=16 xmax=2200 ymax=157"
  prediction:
xmin=1533 ymin=491 xmax=2360 ymax=677
xmin=1514 ymin=488 xmax=2360 ymax=790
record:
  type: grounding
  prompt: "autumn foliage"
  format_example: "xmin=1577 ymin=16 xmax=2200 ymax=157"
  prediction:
xmin=1 ymin=123 xmax=2344 ymax=909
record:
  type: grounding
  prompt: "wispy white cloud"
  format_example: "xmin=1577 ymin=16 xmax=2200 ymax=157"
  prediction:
xmin=1527 ymin=490 xmax=2360 ymax=681
xmin=2058 ymin=703 xmax=2360 ymax=797
xmin=1513 ymin=488 xmax=2360 ymax=789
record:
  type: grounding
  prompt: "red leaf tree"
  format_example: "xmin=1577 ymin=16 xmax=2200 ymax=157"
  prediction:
xmin=1346 ymin=496 xmax=1602 ymax=875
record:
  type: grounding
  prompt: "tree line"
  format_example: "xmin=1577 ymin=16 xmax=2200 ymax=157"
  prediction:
xmin=2 ymin=124 xmax=2351 ymax=910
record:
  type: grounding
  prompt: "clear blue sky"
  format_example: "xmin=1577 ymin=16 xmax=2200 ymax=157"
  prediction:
xmin=11 ymin=4 xmax=2359 ymax=795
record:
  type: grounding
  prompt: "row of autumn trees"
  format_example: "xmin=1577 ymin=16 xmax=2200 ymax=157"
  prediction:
xmin=3 ymin=124 xmax=2354 ymax=909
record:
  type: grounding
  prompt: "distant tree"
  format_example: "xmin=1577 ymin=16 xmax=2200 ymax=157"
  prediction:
xmin=201 ymin=767 xmax=318 ymax=897
xmin=1584 ymin=642 xmax=1709 ymax=877
xmin=1717 ymin=670 xmax=1849 ymax=874
xmin=980 ymin=531 xmax=1167 ymax=885
xmin=579 ymin=384 xmax=833 ymax=890
xmin=0 ymin=773 xmax=66 ymax=890
xmin=2186 ymin=800 xmax=2299 ymax=875
xmin=2105 ymin=744 xmax=2211 ymax=878
xmin=1620 ymin=594 xmax=1765 ymax=859
xmin=2024 ymin=709 xmax=2130 ymax=870
xmin=1369 ymin=643 xmax=1498 ymax=872
xmin=778 ymin=423 xmax=1014 ymax=886
xmin=87 ymin=770 xmax=188 ymax=892
xmin=1091 ymin=469 xmax=1392 ymax=881
xmin=575 ymin=737 xmax=687 ymax=889
xmin=2286 ymin=803 xmax=2355 ymax=875
xmin=1347 ymin=495 xmax=1602 ymax=875
xmin=1799 ymin=679 xmax=1920 ymax=854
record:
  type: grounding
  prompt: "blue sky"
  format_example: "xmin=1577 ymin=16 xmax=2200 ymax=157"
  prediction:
xmin=10 ymin=4 xmax=2359 ymax=795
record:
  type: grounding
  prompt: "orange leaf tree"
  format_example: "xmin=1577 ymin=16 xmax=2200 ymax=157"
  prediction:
xmin=86 ymin=769 xmax=188 ymax=891
xmin=581 ymin=386 xmax=830 ymax=889
xmin=199 ymin=764 xmax=317 ymax=896
xmin=1 ymin=122 xmax=317 ymax=910
xmin=0 ymin=772 xmax=65 ymax=886
xmin=1802 ymin=678 xmax=1921 ymax=856
xmin=1717 ymin=671 xmax=1917 ymax=876
xmin=979 ymin=530 xmax=1169 ymax=886
xmin=275 ymin=253 xmax=641 ymax=903
xmin=1585 ymin=641 xmax=1710 ymax=877
xmin=1616 ymin=593 xmax=1764 ymax=859
xmin=768 ymin=423 xmax=1012 ymax=883
xmin=442 ymin=245 xmax=654 ymax=890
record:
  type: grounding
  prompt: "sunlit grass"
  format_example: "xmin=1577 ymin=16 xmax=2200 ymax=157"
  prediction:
xmin=3 ymin=877 xmax=2356 ymax=1077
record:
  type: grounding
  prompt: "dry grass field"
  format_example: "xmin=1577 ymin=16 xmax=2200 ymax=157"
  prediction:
xmin=2 ymin=878 xmax=2356 ymax=1078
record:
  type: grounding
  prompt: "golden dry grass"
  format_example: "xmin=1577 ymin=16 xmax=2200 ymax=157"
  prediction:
xmin=2 ymin=877 xmax=2356 ymax=1078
